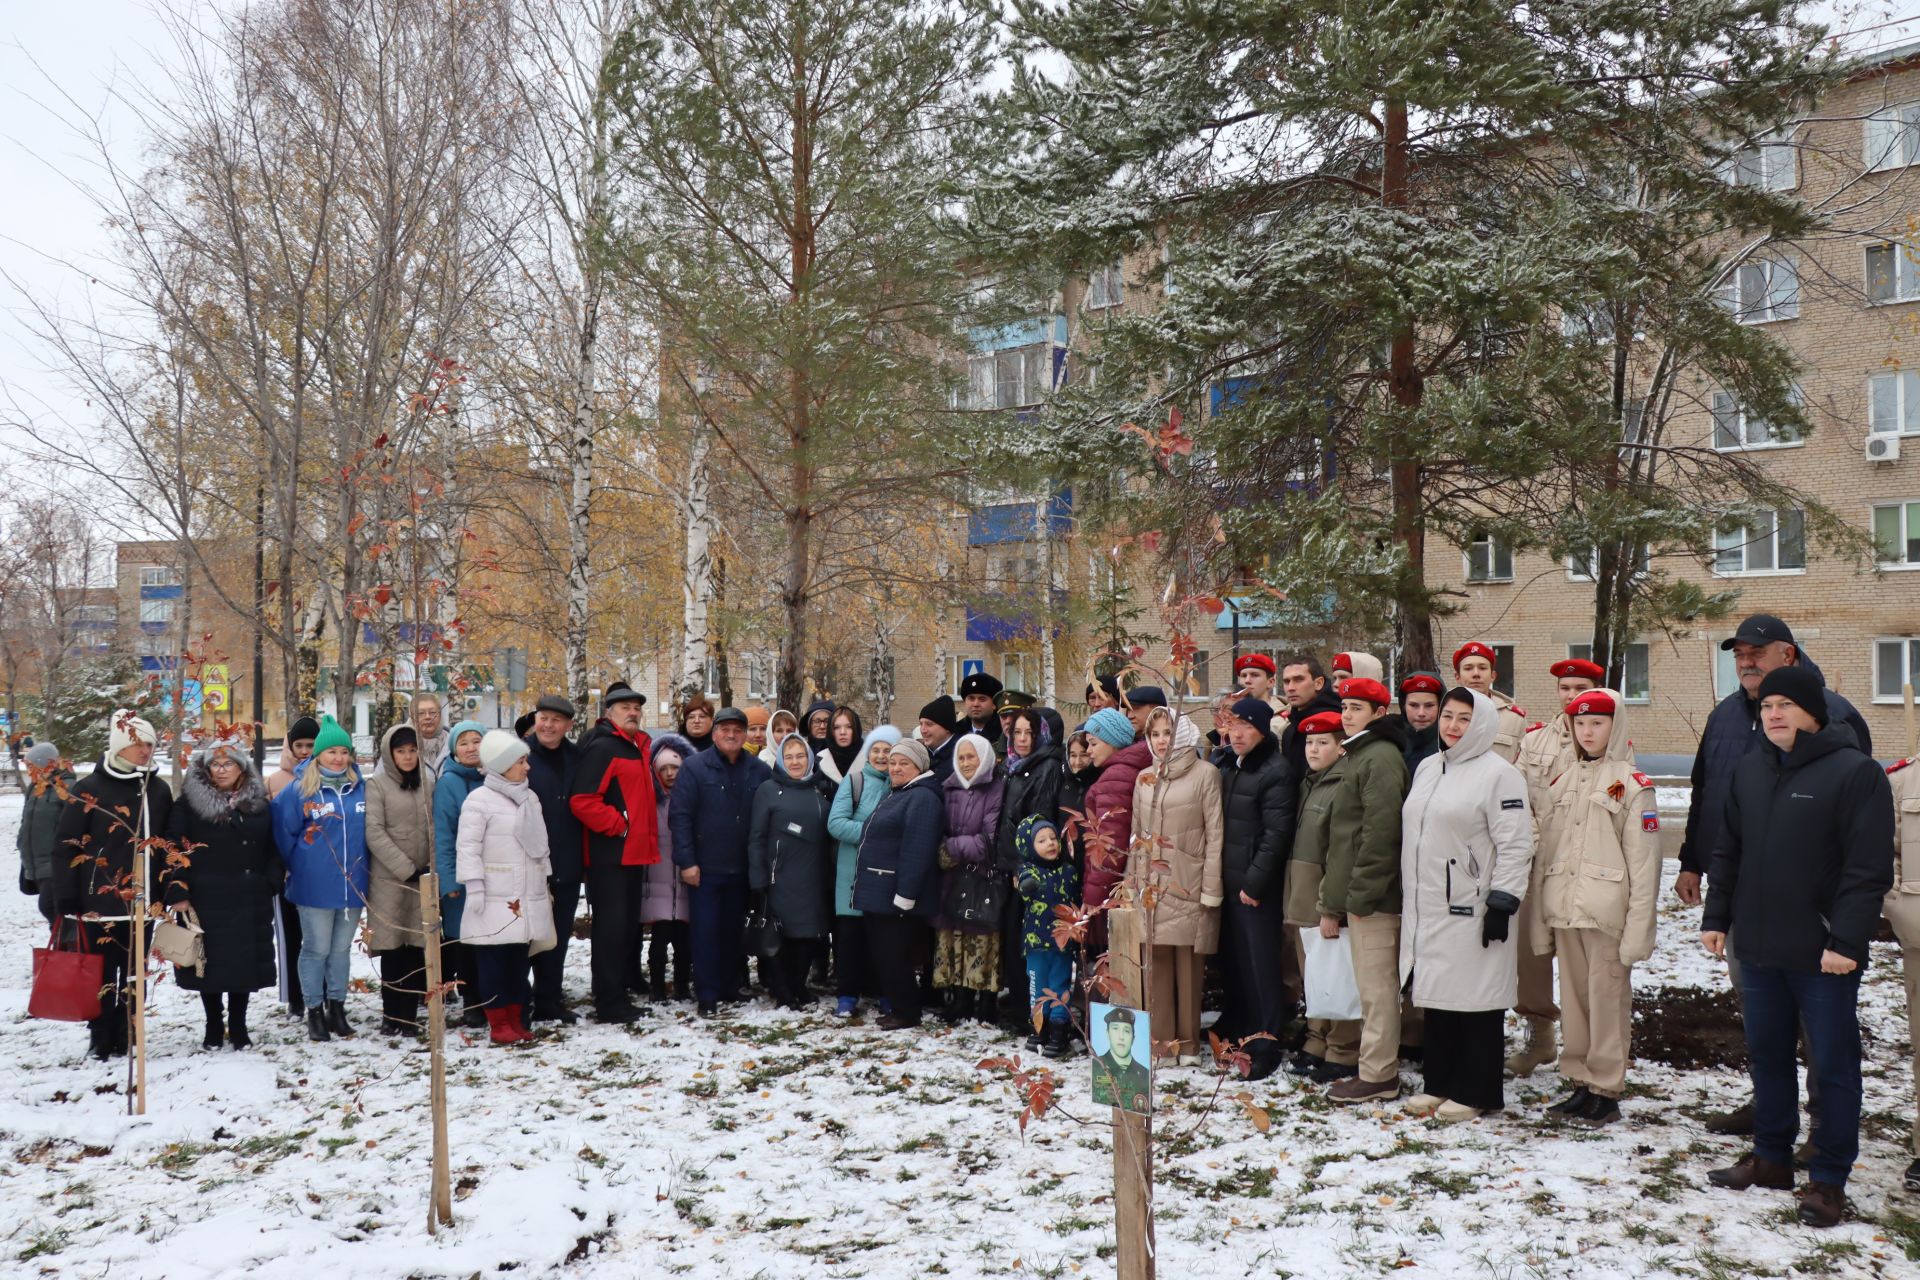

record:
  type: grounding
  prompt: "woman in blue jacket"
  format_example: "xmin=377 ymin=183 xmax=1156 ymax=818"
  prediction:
xmin=432 ymin=719 xmax=488 ymax=1027
xmin=270 ymin=716 xmax=369 ymax=1042
xmin=825 ymin=725 xmax=900 ymax=1016
xmin=854 ymin=738 xmax=945 ymax=1029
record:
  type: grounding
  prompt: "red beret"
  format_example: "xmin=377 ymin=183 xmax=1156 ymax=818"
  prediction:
xmin=1297 ymin=711 xmax=1344 ymax=736
xmin=1399 ymin=673 xmax=1444 ymax=697
xmin=1330 ymin=653 xmax=1353 ymax=674
xmin=1568 ymin=691 xmax=1617 ymax=718
xmin=1550 ymin=658 xmax=1605 ymax=683
xmin=1234 ymin=653 xmax=1276 ymax=676
xmin=1337 ymin=677 xmax=1392 ymax=707
xmin=1451 ymin=641 xmax=1497 ymax=670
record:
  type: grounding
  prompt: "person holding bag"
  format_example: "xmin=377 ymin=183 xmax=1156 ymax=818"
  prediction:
xmin=934 ymin=733 xmax=1005 ymax=1025
xmin=1132 ymin=707 xmax=1222 ymax=1067
xmin=854 ymin=739 xmax=946 ymax=1029
xmin=1283 ymin=711 xmax=1359 ymax=1081
xmin=456 ymin=729 xmax=556 ymax=1045
xmin=748 ymin=733 xmax=835 ymax=1008
xmin=163 ymin=739 xmax=280 ymax=1050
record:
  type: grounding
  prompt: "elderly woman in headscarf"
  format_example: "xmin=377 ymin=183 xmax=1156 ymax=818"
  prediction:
xmin=934 ymin=732 xmax=1006 ymax=1025
xmin=165 ymin=737 xmax=280 ymax=1050
xmin=826 ymin=724 xmax=902 ymax=1016
xmin=1132 ymin=707 xmax=1223 ymax=1066
xmin=749 ymin=732 xmax=836 ymax=1008
xmin=854 ymin=738 xmax=945 ymax=1029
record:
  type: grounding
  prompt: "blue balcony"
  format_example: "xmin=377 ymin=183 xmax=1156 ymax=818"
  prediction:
xmin=968 ymin=490 xmax=1073 ymax=546
xmin=965 ymin=592 xmax=1067 ymax=643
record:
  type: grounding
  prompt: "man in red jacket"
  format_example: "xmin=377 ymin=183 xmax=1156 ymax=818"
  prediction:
xmin=568 ymin=682 xmax=660 ymax=1024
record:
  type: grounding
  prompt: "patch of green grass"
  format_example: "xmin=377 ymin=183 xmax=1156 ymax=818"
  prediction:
xmin=232 ymin=1130 xmax=312 ymax=1162
xmin=1788 ymin=1239 xmax=1861 ymax=1276
xmin=1409 ymin=1166 xmax=1479 ymax=1199
xmin=1879 ymin=1211 xmax=1920 ymax=1262
xmin=1210 ymin=1164 xmax=1276 ymax=1200
xmin=318 ymin=1136 xmax=358 ymax=1158
xmin=763 ymin=1216 xmax=809 ymax=1230
xmin=16 ymin=1228 xmax=69 ymax=1262
xmin=153 ymin=1142 xmax=203 ymax=1172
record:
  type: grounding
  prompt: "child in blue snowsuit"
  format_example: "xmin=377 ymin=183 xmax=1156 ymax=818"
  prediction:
xmin=1014 ymin=815 xmax=1079 ymax=1059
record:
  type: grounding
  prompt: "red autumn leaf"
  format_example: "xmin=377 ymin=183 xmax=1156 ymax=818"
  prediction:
xmin=1196 ymin=595 xmax=1227 ymax=616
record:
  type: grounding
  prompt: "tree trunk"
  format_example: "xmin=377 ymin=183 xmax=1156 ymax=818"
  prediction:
xmin=775 ymin=19 xmax=816 ymax=717
xmin=565 ymin=145 xmax=611 ymax=713
xmin=1381 ymin=95 xmax=1433 ymax=673
xmin=679 ymin=428 xmax=713 ymax=707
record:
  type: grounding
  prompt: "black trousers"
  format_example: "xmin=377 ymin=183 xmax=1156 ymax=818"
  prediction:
xmin=587 ymin=861 xmax=646 ymax=1013
xmin=531 ymin=878 xmax=581 ymax=1016
xmin=380 ymin=946 xmax=425 ymax=1028
xmin=1421 ymin=1008 xmax=1507 ymax=1111
xmin=1218 ymin=891 xmax=1291 ymax=1040
xmin=276 ymin=896 xmax=304 ymax=1008
xmin=83 ymin=920 xmax=136 ymax=1047
xmin=474 ymin=943 xmax=532 ymax=1008
xmin=832 ymin=916 xmax=867 ymax=998
xmin=865 ymin=914 xmax=929 ymax=1024
xmin=767 ymin=938 xmax=818 ymax=1007
xmin=649 ymin=920 xmax=690 ymax=995
xmin=446 ymin=940 xmax=480 ymax=1010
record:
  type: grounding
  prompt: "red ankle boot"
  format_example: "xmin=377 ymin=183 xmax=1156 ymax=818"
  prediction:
xmin=506 ymin=1005 xmax=534 ymax=1043
xmin=484 ymin=1007 xmax=517 ymax=1045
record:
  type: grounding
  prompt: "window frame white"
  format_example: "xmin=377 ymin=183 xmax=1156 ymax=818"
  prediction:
xmin=1866 ymin=241 xmax=1920 ymax=305
xmin=1566 ymin=642 xmax=1652 ymax=705
xmin=1871 ymin=499 xmax=1920 ymax=569
xmin=1710 ymin=389 xmax=1801 ymax=451
xmin=138 ymin=565 xmax=181 ymax=588
xmin=1717 ymin=254 xmax=1800 ymax=325
xmin=138 ymin=598 xmax=175 ymax=625
xmin=1873 ymin=636 xmax=1920 ymax=704
xmin=1712 ymin=507 xmax=1807 ymax=577
xmin=1865 ymin=102 xmax=1920 ymax=173
xmin=1566 ymin=545 xmax=1650 ymax=582
xmin=1086 ymin=262 xmax=1125 ymax=311
xmin=1464 ymin=532 xmax=1515 ymax=584
xmin=1719 ymin=131 xmax=1800 ymax=192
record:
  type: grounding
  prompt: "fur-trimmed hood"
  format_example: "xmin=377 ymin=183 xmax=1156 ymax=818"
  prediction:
xmin=182 ymin=745 xmax=270 ymax=822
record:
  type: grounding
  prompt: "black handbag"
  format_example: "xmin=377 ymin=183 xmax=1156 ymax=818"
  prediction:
xmin=942 ymin=868 xmax=1004 ymax=927
xmin=742 ymin=905 xmax=783 ymax=959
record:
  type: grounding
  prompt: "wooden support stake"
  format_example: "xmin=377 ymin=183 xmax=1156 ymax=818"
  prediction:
xmin=421 ymin=872 xmax=454 ymax=1234
xmin=1104 ymin=904 xmax=1154 ymax=1280
xmin=130 ymin=817 xmax=148 ymax=1117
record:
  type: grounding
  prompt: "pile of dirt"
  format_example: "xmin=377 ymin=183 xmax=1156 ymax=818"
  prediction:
xmin=1633 ymin=984 xmax=1747 ymax=1070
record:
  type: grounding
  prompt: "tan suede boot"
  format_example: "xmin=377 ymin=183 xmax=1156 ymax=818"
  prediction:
xmin=1504 ymin=1014 xmax=1557 ymax=1076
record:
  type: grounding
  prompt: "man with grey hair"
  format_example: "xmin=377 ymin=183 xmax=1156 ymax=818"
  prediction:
xmin=410 ymin=693 xmax=448 ymax=776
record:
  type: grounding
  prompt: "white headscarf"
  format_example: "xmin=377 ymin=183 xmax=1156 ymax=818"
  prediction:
xmin=952 ymin=732 xmax=996 ymax=789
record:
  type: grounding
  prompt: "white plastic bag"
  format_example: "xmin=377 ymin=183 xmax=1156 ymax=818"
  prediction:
xmin=1299 ymin=926 xmax=1362 ymax=1021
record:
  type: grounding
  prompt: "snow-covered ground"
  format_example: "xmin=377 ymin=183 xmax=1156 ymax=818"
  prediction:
xmin=2 ymin=793 xmax=1916 ymax=1279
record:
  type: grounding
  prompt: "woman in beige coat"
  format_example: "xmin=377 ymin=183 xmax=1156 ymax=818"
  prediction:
xmin=365 ymin=724 xmax=436 ymax=1036
xmin=1132 ymin=708 xmax=1223 ymax=1066
xmin=1534 ymin=689 xmax=1659 ymax=1126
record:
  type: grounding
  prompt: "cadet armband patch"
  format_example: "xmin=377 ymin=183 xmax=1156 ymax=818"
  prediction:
xmin=1641 ymin=811 xmax=1659 ymax=832
xmin=1500 ymin=797 xmax=1525 ymax=810
xmin=1631 ymin=771 xmax=1653 ymax=787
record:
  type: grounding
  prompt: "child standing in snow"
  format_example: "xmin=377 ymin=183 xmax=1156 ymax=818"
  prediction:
xmin=1534 ymin=690 xmax=1659 ymax=1126
xmin=1014 ymin=816 xmax=1079 ymax=1058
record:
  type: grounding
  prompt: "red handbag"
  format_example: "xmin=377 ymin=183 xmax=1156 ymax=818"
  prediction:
xmin=30 ymin=920 xmax=105 ymax=1022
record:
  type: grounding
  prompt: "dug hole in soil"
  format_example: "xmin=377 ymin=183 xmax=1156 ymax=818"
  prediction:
xmin=1633 ymin=984 xmax=1747 ymax=1070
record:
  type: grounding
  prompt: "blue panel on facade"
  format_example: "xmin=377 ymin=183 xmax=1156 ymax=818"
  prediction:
xmin=968 ymin=315 xmax=1069 ymax=354
xmin=967 ymin=490 xmax=1075 ymax=546
xmin=966 ymin=603 xmax=1030 ymax=643
xmin=139 ymin=584 xmax=184 ymax=600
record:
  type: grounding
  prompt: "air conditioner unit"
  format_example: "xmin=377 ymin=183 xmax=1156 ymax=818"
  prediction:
xmin=1866 ymin=433 xmax=1901 ymax=463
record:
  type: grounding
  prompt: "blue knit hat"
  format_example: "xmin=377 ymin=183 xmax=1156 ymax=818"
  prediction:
xmin=1085 ymin=708 xmax=1135 ymax=749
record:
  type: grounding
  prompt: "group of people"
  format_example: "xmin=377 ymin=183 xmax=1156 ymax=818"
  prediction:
xmin=14 ymin=610 xmax=1915 ymax=1228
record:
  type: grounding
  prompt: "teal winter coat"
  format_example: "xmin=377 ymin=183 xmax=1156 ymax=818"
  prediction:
xmin=432 ymin=757 xmax=485 ymax=938
xmin=827 ymin=763 xmax=889 ymax=917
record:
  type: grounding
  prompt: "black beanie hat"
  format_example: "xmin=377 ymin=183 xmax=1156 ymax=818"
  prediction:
xmin=1756 ymin=666 xmax=1828 ymax=727
xmin=289 ymin=715 xmax=321 ymax=742
xmin=918 ymin=697 xmax=959 ymax=732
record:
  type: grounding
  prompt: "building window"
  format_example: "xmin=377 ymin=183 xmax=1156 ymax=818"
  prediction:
xmin=1713 ymin=509 xmax=1805 ymax=575
xmin=1873 ymin=500 xmax=1920 ymax=568
xmin=1003 ymin=653 xmax=1032 ymax=694
xmin=1567 ymin=643 xmax=1652 ymax=703
xmin=138 ymin=598 xmax=175 ymax=625
xmin=1567 ymin=545 xmax=1649 ymax=581
xmin=1184 ymin=649 xmax=1211 ymax=700
xmin=1866 ymin=241 xmax=1919 ymax=304
xmin=1464 ymin=533 xmax=1514 ymax=583
xmin=744 ymin=652 xmax=775 ymax=700
xmin=1086 ymin=262 xmax=1124 ymax=310
xmin=966 ymin=344 xmax=1054 ymax=411
xmin=138 ymin=565 xmax=181 ymax=588
xmin=1160 ymin=243 xmax=1177 ymax=297
xmin=1714 ymin=645 xmax=1741 ymax=699
xmin=1491 ymin=645 xmax=1516 ymax=699
xmin=1711 ymin=390 xmax=1800 ymax=450
xmin=1560 ymin=304 xmax=1616 ymax=342
xmin=1865 ymin=102 xmax=1920 ymax=172
xmin=1875 ymin=637 xmax=1920 ymax=703
xmin=941 ymin=655 xmax=970 ymax=698
xmin=1872 ymin=370 xmax=1920 ymax=436
xmin=1717 ymin=255 xmax=1799 ymax=324
xmin=1719 ymin=132 xmax=1799 ymax=191
xmin=702 ymin=657 xmax=722 ymax=697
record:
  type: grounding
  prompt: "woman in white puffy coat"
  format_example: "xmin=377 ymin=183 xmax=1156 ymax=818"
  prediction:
xmin=457 ymin=730 xmax=556 ymax=1045
xmin=1399 ymin=688 xmax=1534 ymax=1122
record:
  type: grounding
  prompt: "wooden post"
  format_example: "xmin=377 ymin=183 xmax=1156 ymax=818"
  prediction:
xmin=130 ymin=799 xmax=149 ymax=1117
xmin=421 ymin=872 xmax=454 ymax=1234
xmin=1103 ymin=904 xmax=1154 ymax=1280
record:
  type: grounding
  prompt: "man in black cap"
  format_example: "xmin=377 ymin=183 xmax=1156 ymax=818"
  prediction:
xmin=669 ymin=705 xmax=773 ymax=1015
xmin=958 ymin=671 xmax=1005 ymax=743
xmin=568 ymin=681 xmax=659 ymax=1023
xmin=1120 ymin=685 xmax=1166 ymax=738
xmin=1091 ymin=1005 xmax=1152 ymax=1112
xmin=524 ymin=694 xmax=584 ymax=1024
xmin=994 ymin=688 xmax=1037 ymax=741
xmin=1213 ymin=696 xmax=1299 ymax=1079
xmin=1702 ymin=666 xmax=1892 ymax=1227
xmin=1677 ymin=613 xmax=1871 ymax=1136
xmin=918 ymin=696 xmax=960 ymax=781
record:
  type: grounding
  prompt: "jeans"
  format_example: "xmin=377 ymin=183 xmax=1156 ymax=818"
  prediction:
xmin=1026 ymin=948 xmax=1073 ymax=1026
xmin=295 ymin=906 xmax=362 ymax=1005
xmin=1739 ymin=962 xmax=1862 ymax=1187
xmin=688 ymin=876 xmax=749 ymax=1005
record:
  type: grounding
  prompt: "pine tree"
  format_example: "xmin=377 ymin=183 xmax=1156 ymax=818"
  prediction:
xmin=965 ymin=0 xmax=1840 ymax=671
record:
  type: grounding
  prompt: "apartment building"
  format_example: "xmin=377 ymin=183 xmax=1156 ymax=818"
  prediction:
xmin=1425 ymin=43 xmax=1920 ymax=756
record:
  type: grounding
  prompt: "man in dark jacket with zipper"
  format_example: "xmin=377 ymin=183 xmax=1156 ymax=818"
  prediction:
xmin=524 ymin=695 xmax=583 ymax=1025
xmin=671 ymin=707 xmax=774 ymax=1016
xmin=568 ymin=682 xmax=659 ymax=1024
xmin=1278 ymin=654 xmax=1343 ymax=783
xmin=1215 ymin=696 xmax=1299 ymax=1080
xmin=1702 ymin=666 xmax=1892 ymax=1228
xmin=1675 ymin=614 xmax=1871 ymax=1135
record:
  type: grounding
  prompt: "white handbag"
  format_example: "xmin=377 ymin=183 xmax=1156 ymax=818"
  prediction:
xmin=1299 ymin=925 xmax=1363 ymax=1021
xmin=151 ymin=909 xmax=207 ymax=975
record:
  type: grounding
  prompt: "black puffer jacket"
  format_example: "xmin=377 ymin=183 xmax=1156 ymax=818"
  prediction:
xmin=1216 ymin=734 xmax=1298 ymax=902
xmin=747 ymin=747 xmax=835 ymax=939
xmin=994 ymin=712 xmax=1066 ymax=874
xmin=1703 ymin=722 xmax=1893 ymax=970
xmin=164 ymin=757 xmax=282 ymax=993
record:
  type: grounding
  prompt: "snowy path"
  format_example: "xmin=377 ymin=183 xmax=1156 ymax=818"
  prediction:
xmin=1 ymin=793 xmax=1916 ymax=1278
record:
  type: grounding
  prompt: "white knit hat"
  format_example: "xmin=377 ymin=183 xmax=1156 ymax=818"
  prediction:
xmin=478 ymin=728 xmax=531 ymax=775
xmin=108 ymin=710 xmax=158 ymax=767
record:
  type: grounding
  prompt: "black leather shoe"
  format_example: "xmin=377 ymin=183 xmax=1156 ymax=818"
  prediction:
xmin=1575 ymin=1093 xmax=1620 ymax=1127
xmin=1547 ymin=1086 xmax=1593 ymax=1117
xmin=307 ymin=1008 xmax=331 ymax=1042
xmin=698 ymin=1001 xmax=720 ymax=1018
xmin=203 ymin=1014 xmax=225 ymax=1051
xmin=325 ymin=1000 xmax=355 ymax=1038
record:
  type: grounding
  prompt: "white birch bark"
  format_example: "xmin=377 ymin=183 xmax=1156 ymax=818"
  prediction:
xmin=680 ymin=428 xmax=714 ymax=703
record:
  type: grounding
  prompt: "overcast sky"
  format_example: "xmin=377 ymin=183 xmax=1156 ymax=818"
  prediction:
xmin=2 ymin=1 xmax=1916 ymax=495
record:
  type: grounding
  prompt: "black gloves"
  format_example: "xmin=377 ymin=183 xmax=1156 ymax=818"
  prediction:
xmin=1482 ymin=890 xmax=1519 ymax=948
xmin=1016 ymin=871 xmax=1041 ymax=897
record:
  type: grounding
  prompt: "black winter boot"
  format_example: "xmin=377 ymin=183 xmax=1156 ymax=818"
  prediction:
xmin=307 ymin=1007 xmax=332 ymax=1042
xmin=228 ymin=993 xmax=252 ymax=1050
xmin=201 ymin=992 xmax=225 ymax=1050
xmin=325 ymin=1000 xmax=355 ymax=1038
xmin=88 ymin=1016 xmax=115 ymax=1061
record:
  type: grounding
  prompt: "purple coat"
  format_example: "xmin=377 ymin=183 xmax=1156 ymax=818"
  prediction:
xmin=938 ymin=769 xmax=1005 ymax=935
xmin=641 ymin=793 xmax=690 ymax=924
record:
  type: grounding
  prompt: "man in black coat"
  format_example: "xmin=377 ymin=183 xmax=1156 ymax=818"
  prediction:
xmin=1214 ymin=697 xmax=1299 ymax=1080
xmin=917 ymin=696 xmax=960 ymax=782
xmin=958 ymin=671 xmax=1005 ymax=744
xmin=1675 ymin=614 xmax=1871 ymax=1135
xmin=1702 ymin=666 xmax=1892 ymax=1228
xmin=524 ymin=694 xmax=584 ymax=1025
